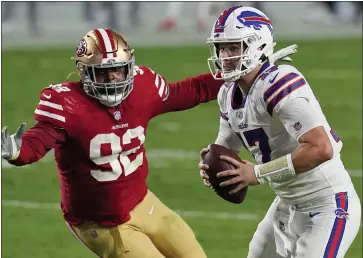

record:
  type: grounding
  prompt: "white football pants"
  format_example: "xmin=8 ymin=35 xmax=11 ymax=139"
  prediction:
xmin=247 ymin=186 xmax=361 ymax=258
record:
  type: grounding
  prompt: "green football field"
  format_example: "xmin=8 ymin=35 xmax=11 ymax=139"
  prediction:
xmin=2 ymin=39 xmax=362 ymax=258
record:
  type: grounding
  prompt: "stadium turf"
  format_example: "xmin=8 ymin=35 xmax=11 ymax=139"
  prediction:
xmin=2 ymin=38 xmax=362 ymax=258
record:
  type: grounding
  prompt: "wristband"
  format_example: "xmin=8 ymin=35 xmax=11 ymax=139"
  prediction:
xmin=254 ymin=154 xmax=295 ymax=183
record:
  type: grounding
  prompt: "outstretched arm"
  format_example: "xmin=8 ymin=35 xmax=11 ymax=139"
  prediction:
xmin=2 ymin=121 xmax=69 ymax=166
xmin=150 ymin=72 xmax=224 ymax=117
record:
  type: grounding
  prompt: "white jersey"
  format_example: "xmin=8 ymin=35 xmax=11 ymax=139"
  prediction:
xmin=216 ymin=62 xmax=353 ymax=204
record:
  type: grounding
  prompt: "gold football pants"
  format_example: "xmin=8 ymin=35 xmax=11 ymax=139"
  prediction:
xmin=67 ymin=190 xmax=207 ymax=258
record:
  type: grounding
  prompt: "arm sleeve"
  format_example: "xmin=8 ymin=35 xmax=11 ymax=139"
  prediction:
xmin=8 ymin=122 xmax=69 ymax=166
xmin=149 ymin=72 xmax=224 ymax=117
xmin=276 ymin=97 xmax=324 ymax=141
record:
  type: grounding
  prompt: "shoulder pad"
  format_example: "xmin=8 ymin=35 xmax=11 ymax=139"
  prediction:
xmin=34 ymin=82 xmax=78 ymax=128
xmin=260 ymin=65 xmax=309 ymax=115
xmin=133 ymin=65 xmax=169 ymax=101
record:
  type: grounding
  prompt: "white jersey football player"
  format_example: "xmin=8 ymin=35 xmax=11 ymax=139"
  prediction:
xmin=198 ymin=6 xmax=361 ymax=258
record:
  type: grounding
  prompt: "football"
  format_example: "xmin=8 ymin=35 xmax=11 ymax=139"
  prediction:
xmin=202 ymin=144 xmax=248 ymax=204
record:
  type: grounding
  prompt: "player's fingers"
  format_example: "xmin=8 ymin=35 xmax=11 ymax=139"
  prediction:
xmin=15 ymin=123 xmax=26 ymax=138
xmin=2 ymin=126 xmax=9 ymax=140
xmin=1 ymin=127 xmax=8 ymax=143
xmin=220 ymin=155 xmax=241 ymax=167
xmin=219 ymin=175 xmax=242 ymax=187
xmin=281 ymin=57 xmax=292 ymax=62
xmin=229 ymin=183 xmax=246 ymax=195
xmin=1 ymin=151 xmax=9 ymax=158
xmin=198 ymin=163 xmax=209 ymax=170
xmin=241 ymin=159 xmax=253 ymax=165
xmin=203 ymin=179 xmax=211 ymax=188
xmin=200 ymin=169 xmax=209 ymax=179
xmin=200 ymin=148 xmax=209 ymax=158
xmin=217 ymin=169 xmax=239 ymax=178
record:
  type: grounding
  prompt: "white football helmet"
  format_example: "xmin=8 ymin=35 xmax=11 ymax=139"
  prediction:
xmin=207 ymin=6 xmax=274 ymax=82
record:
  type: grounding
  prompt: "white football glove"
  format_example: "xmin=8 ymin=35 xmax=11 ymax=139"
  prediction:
xmin=1 ymin=123 xmax=26 ymax=160
xmin=269 ymin=43 xmax=298 ymax=64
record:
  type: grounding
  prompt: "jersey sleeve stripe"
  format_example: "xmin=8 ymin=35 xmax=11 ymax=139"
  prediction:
xmin=158 ymin=77 xmax=166 ymax=97
xmin=162 ymin=85 xmax=170 ymax=102
xmin=39 ymin=100 xmax=63 ymax=110
xmin=35 ymin=109 xmax=66 ymax=122
xmin=267 ymin=78 xmax=306 ymax=115
xmin=263 ymin=73 xmax=299 ymax=102
xmin=154 ymin=75 xmax=160 ymax=89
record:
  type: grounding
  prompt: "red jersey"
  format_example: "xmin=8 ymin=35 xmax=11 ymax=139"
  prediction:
xmin=11 ymin=66 xmax=223 ymax=226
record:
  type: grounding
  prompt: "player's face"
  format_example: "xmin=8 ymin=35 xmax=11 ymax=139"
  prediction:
xmin=218 ymin=43 xmax=242 ymax=71
xmin=94 ymin=67 xmax=127 ymax=84
xmin=91 ymin=66 xmax=128 ymax=96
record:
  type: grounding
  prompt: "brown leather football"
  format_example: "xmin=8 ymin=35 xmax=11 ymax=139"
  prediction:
xmin=202 ymin=144 xmax=248 ymax=204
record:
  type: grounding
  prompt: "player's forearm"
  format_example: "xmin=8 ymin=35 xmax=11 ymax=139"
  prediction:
xmin=9 ymin=137 xmax=47 ymax=166
xmin=254 ymin=128 xmax=333 ymax=183
xmin=191 ymin=72 xmax=223 ymax=103
xmin=168 ymin=73 xmax=223 ymax=109
xmin=291 ymin=141 xmax=333 ymax=174
xmin=8 ymin=122 xmax=68 ymax=166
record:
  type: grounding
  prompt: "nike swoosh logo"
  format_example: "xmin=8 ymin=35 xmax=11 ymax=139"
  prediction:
xmin=148 ymin=204 xmax=155 ymax=215
xmin=269 ymin=73 xmax=279 ymax=84
xmin=42 ymin=93 xmax=52 ymax=99
xmin=309 ymin=212 xmax=321 ymax=218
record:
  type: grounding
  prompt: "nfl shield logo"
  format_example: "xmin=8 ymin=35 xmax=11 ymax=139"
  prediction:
xmin=236 ymin=110 xmax=243 ymax=119
xmin=114 ymin=111 xmax=121 ymax=120
xmin=293 ymin=122 xmax=302 ymax=131
xmin=279 ymin=221 xmax=285 ymax=231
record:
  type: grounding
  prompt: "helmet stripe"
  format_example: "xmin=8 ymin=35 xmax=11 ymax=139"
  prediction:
xmin=94 ymin=29 xmax=108 ymax=58
xmin=105 ymin=28 xmax=117 ymax=57
xmin=214 ymin=6 xmax=240 ymax=33
xmin=97 ymin=29 xmax=114 ymax=59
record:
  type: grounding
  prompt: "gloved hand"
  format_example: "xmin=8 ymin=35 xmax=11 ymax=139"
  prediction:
xmin=1 ymin=123 xmax=26 ymax=160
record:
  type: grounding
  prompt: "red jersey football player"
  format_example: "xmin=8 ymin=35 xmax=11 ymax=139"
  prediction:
xmin=1 ymin=28 xmax=224 ymax=258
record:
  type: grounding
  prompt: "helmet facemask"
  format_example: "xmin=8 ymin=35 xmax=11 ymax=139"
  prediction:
xmin=77 ymin=54 xmax=135 ymax=107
